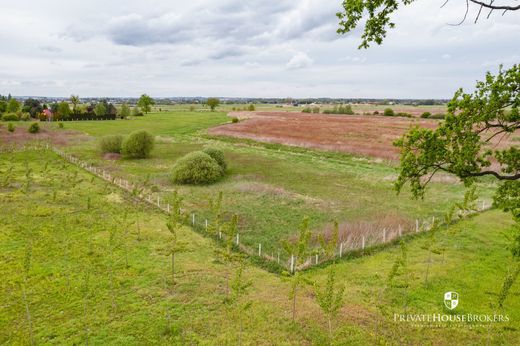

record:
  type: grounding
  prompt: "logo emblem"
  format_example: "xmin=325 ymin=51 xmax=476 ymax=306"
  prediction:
xmin=444 ymin=292 xmax=459 ymax=310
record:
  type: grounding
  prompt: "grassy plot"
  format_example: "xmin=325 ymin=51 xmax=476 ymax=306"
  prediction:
xmin=57 ymin=112 xmax=496 ymax=256
xmin=0 ymin=150 xmax=518 ymax=345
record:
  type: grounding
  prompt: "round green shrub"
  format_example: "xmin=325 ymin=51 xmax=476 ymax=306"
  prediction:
xmin=203 ymin=147 xmax=227 ymax=171
xmin=171 ymin=151 xmax=223 ymax=185
xmin=2 ymin=113 xmax=19 ymax=121
xmin=383 ymin=108 xmax=395 ymax=117
xmin=28 ymin=122 xmax=40 ymax=134
xmin=121 ymin=130 xmax=154 ymax=158
xmin=7 ymin=123 xmax=15 ymax=132
xmin=421 ymin=112 xmax=431 ymax=118
xmin=58 ymin=122 xmax=64 ymax=128
xmin=231 ymin=117 xmax=239 ymax=123
xmin=100 ymin=135 xmax=124 ymax=154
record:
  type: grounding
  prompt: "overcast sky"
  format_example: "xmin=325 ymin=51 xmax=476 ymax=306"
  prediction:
xmin=0 ymin=0 xmax=518 ymax=98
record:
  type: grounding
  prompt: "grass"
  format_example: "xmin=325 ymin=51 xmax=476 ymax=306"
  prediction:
xmin=1 ymin=149 xmax=518 ymax=345
xmin=51 ymin=111 xmax=496 ymax=256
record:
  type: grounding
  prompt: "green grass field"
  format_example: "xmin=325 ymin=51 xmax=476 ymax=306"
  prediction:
xmin=1 ymin=150 xmax=518 ymax=345
xmin=50 ymin=111 xmax=495 ymax=256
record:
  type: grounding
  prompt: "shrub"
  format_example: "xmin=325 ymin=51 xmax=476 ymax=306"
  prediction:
xmin=58 ymin=122 xmax=64 ymax=128
xmin=248 ymin=104 xmax=255 ymax=111
xmin=396 ymin=112 xmax=413 ymax=118
xmin=7 ymin=123 xmax=15 ymax=132
xmin=171 ymin=151 xmax=223 ymax=185
xmin=302 ymin=107 xmax=311 ymax=113
xmin=131 ymin=107 xmax=144 ymax=117
xmin=231 ymin=117 xmax=239 ymax=123
xmin=421 ymin=112 xmax=431 ymax=118
xmin=373 ymin=111 xmax=379 ymax=115
xmin=100 ymin=135 xmax=124 ymax=154
xmin=203 ymin=147 xmax=227 ymax=172
xmin=383 ymin=108 xmax=395 ymax=117
xmin=2 ymin=113 xmax=19 ymax=121
xmin=323 ymin=104 xmax=354 ymax=115
xmin=430 ymin=113 xmax=446 ymax=119
xmin=28 ymin=122 xmax=40 ymax=134
xmin=121 ymin=130 xmax=154 ymax=158
xmin=312 ymin=107 xmax=320 ymax=113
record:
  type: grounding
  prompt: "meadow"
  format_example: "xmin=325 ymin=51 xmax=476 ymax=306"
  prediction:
xmin=0 ymin=149 xmax=518 ymax=345
xmin=41 ymin=109 xmax=497 ymax=258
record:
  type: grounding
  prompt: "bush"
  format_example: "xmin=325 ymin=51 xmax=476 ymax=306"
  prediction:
xmin=121 ymin=130 xmax=154 ymax=158
xmin=248 ymin=104 xmax=255 ymax=111
xmin=323 ymin=104 xmax=354 ymax=115
xmin=203 ymin=147 xmax=227 ymax=172
xmin=383 ymin=108 xmax=395 ymax=116
xmin=2 ymin=113 xmax=19 ymax=121
xmin=231 ymin=117 xmax=239 ymax=123
xmin=7 ymin=123 xmax=15 ymax=132
xmin=312 ymin=107 xmax=320 ymax=113
xmin=421 ymin=112 xmax=431 ymax=118
xmin=28 ymin=122 xmax=40 ymax=134
xmin=58 ymin=122 xmax=64 ymax=128
xmin=171 ymin=151 xmax=223 ymax=185
xmin=302 ymin=107 xmax=312 ymax=113
xmin=373 ymin=111 xmax=379 ymax=115
xmin=430 ymin=113 xmax=446 ymax=119
xmin=100 ymin=135 xmax=123 ymax=154
xmin=396 ymin=112 xmax=413 ymax=118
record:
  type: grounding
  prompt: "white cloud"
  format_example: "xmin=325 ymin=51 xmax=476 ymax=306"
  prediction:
xmin=286 ymin=52 xmax=313 ymax=70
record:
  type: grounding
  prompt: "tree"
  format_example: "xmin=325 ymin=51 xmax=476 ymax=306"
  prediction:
xmin=94 ymin=102 xmax=107 ymax=116
xmin=22 ymin=99 xmax=42 ymax=118
xmin=314 ymin=267 xmax=344 ymax=341
xmin=395 ymin=65 xmax=520 ymax=200
xmin=137 ymin=94 xmax=155 ymax=114
xmin=337 ymin=1 xmax=520 ymax=49
xmin=120 ymin=103 xmax=131 ymax=118
xmin=282 ymin=216 xmax=312 ymax=322
xmin=207 ymin=98 xmax=220 ymax=111
xmin=70 ymin=95 xmax=80 ymax=114
xmin=57 ymin=102 xmax=71 ymax=119
xmin=166 ymin=191 xmax=188 ymax=286
xmin=7 ymin=98 xmax=20 ymax=113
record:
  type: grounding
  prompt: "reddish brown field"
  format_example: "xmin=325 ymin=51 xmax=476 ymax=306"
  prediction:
xmin=210 ymin=112 xmax=439 ymax=160
xmin=0 ymin=125 xmax=85 ymax=147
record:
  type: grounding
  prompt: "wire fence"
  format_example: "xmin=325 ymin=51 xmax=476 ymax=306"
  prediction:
xmin=1 ymin=143 xmax=493 ymax=273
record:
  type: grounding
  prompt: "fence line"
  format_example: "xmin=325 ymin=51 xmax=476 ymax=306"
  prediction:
xmin=1 ymin=144 xmax=493 ymax=272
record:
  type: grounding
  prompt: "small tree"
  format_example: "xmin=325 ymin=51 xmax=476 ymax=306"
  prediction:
xmin=207 ymin=98 xmax=220 ymax=111
xmin=94 ymin=102 xmax=107 ymax=117
xmin=166 ymin=191 xmax=188 ymax=286
xmin=314 ymin=267 xmax=344 ymax=341
xmin=227 ymin=261 xmax=252 ymax=346
xmin=215 ymin=214 xmax=242 ymax=297
xmin=282 ymin=216 xmax=312 ymax=321
xmin=70 ymin=95 xmax=80 ymax=114
xmin=137 ymin=94 xmax=155 ymax=114
xmin=28 ymin=122 xmax=39 ymax=134
xmin=57 ymin=102 xmax=71 ymax=119
xmin=7 ymin=98 xmax=20 ymax=113
xmin=120 ymin=103 xmax=131 ymax=118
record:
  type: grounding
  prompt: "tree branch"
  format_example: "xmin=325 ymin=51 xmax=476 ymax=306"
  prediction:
xmin=469 ymin=0 xmax=520 ymax=11
xmin=461 ymin=170 xmax=520 ymax=180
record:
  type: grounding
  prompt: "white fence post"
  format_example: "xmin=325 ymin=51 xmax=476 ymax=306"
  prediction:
xmin=399 ymin=225 xmax=402 ymax=237
xmin=362 ymin=236 xmax=365 ymax=250
xmin=205 ymin=219 xmax=208 ymax=231
xmin=167 ymin=204 xmax=170 ymax=213
xmin=157 ymin=196 xmax=160 ymax=207
xmin=290 ymin=255 xmax=294 ymax=273
xmin=236 ymin=233 xmax=240 ymax=245
xmin=192 ymin=213 xmax=195 ymax=226
xmin=258 ymin=244 xmax=262 ymax=256
xmin=277 ymin=251 xmax=280 ymax=264
xmin=383 ymin=228 xmax=386 ymax=243
xmin=339 ymin=243 xmax=343 ymax=258
xmin=315 ymin=254 xmax=318 ymax=265
xmin=416 ymin=219 xmax=419 ymax=233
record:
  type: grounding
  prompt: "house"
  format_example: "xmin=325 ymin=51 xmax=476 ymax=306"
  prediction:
xmin=42 ymin=109 xmax=53 ymax=121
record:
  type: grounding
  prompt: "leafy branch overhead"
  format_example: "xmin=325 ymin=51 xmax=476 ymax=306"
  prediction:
xmin=394 ymin=64 xmax=520 ymax=200
xmin=337 ymin=0 xmax=520 ymax=49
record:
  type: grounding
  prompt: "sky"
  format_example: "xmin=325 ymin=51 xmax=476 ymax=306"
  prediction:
xmin=0 ymin=0 xmax=518 ymax=98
